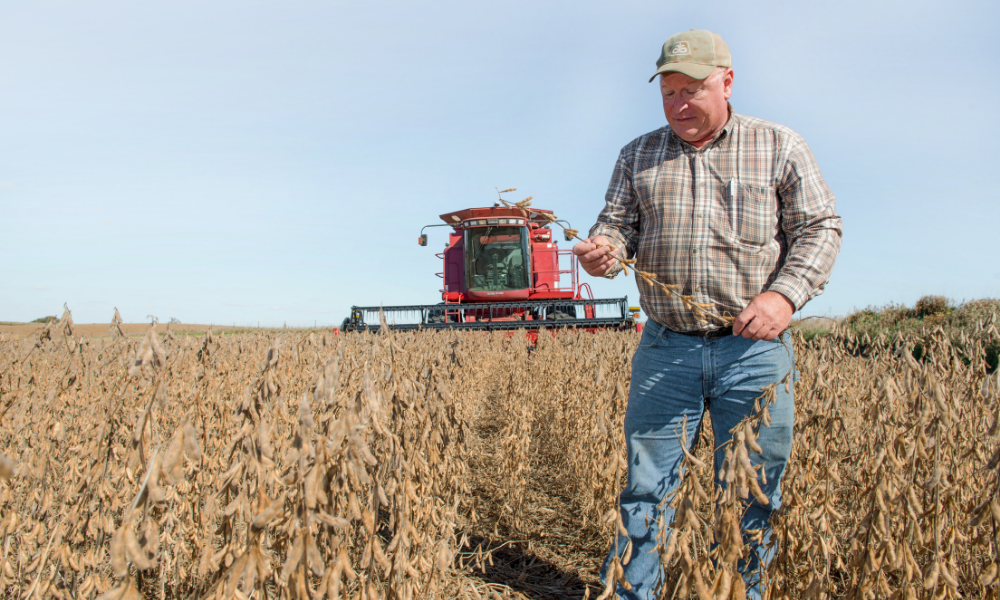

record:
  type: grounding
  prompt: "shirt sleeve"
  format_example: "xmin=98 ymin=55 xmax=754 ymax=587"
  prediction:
xmin=768 ymin=135 xmax=843 ymax=310
xmin=587 ymin=146 xmax=641 ymax=279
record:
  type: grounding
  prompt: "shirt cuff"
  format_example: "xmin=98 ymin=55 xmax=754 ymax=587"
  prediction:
xmin=767 ymin=277 xmax=809 ymax=312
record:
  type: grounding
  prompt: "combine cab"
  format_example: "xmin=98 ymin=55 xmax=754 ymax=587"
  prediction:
xmin=342 ymin=204 xmax=640 ymax=333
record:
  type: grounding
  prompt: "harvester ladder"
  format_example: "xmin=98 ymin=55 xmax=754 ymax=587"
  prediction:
xmin=444 ymin=297 xmax=462 ymax=323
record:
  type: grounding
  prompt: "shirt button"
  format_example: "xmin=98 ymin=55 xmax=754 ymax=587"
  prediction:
xmin=691 ymin=248 xmax=698 ymax=255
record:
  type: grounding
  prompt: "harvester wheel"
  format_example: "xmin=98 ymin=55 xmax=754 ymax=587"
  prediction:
xmin=546 ymin=305 xmax=577 ymax=320
xmin=426 ymin=308 xmax=458 ymax=324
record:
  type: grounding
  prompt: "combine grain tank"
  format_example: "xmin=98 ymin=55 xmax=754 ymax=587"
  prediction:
xmin=342 ymin=204 xmax=640 ymax=333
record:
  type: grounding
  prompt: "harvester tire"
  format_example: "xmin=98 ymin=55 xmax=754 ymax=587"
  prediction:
xmin=546 ymin=305 xmax=577 ymax=320
xmin=426 ymin=308 xmax=458 ymax=324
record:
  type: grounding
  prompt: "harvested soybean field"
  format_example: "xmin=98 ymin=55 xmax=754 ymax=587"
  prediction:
xmin=1 ymin=305 xmax=1000 ymax=600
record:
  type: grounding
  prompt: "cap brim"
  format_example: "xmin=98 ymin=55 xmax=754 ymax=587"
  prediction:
xmin=648 ymin=62 xmax=717 ymax=82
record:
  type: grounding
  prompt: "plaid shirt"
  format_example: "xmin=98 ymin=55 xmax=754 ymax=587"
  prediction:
xmin=589 ymin=109 xmax=842 ymax=333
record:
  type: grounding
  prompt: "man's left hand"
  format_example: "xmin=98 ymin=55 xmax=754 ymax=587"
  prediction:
xmin=732 ymin=291 xmax=795 ymax=341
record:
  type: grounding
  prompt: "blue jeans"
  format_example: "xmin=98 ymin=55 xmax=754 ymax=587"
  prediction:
xmin=601 ymin=320 xmax=796 ymax=600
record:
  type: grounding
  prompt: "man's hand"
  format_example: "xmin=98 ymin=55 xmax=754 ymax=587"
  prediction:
xmin=572 ymin=236 xmax=621 ymax=277
xmin=732 ymin=291 xmax=795 ymax=341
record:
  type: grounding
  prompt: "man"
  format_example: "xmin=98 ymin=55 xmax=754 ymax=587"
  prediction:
xmin=572 ymin=29 xmax=842 ymax=600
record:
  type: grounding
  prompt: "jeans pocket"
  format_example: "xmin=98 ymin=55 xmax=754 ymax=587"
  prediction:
xmin=734 ymin=184 xmax=777 ymax=246
xmin=639 ymin=320 xmax=667 ymax=348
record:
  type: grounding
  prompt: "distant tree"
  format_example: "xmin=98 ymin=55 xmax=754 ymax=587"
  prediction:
xmin=169 ymin=317 xmax=182 ymax=325
xmin=31 ymin=316 xmax=57 ymax=323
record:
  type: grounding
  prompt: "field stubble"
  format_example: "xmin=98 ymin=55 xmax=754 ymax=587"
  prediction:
xmin=0 ymin=308 xmax=999 ymax=599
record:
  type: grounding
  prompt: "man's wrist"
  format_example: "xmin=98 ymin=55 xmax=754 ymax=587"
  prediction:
xmin=767 ymin=279 xmax=806 ymax=312
xmin=766 ymin=290 xmax=795 ymax=311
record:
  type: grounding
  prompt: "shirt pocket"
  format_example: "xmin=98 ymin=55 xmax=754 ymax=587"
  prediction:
xmin=730 ymin=183 xmax=777 ymax=246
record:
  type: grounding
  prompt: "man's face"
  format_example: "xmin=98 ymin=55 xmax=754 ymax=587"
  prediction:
xmin=659 ymin=69 xmax=733 ymax=147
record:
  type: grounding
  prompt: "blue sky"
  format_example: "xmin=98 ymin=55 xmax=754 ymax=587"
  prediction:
xmin=1 ymin=0 xmax=997 ymax=326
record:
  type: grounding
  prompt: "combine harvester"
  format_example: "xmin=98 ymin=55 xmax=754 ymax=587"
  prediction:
xmin=342 ymin=200 xmax=641 ymax=334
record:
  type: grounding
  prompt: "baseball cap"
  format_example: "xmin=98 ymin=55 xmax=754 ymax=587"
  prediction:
xmin=649 ymin=29 xmax=732 ymax=82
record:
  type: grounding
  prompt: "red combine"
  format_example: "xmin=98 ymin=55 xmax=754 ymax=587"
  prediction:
xmin=342 ymin=203 xmax=640 ymax=332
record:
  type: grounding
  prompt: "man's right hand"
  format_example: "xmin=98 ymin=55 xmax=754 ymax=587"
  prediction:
xmin=572 ymin=236 xmax=621 ymax=277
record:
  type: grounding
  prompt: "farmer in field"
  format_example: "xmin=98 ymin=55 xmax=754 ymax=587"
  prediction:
xmin=573 ymin=29 xmax=842 ymax=599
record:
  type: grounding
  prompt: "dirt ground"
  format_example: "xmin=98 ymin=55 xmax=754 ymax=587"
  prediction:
xmin=0 ymin=323 xmax=330 ymax=339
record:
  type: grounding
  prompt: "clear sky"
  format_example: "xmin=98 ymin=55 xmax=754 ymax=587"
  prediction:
xmin=1 ymin=0 xmax=997 ymax=327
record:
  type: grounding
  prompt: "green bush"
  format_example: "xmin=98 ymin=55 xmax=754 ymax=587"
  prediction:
xmin=914 ymin=295 xmax=951 ymax=318
xmin=31 ymin=316 xmax=57 ymax=324
xmin=951 ymin=299 xmax=1000 ymax=328
xmin=842 ymin=303 xmax=914 ymax=329
xmin=839 ymin=297 xmax=999 ymax=372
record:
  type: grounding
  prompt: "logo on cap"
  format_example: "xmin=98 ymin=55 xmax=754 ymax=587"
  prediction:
xmin=670 ymin=42 xmax=690 ymax=56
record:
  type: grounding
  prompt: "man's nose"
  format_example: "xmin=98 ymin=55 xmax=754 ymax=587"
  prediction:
xmin=667 ymin=96 xmax=688 ymax=115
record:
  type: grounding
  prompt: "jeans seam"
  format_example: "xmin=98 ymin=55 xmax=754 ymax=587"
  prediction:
xmin=702 ymin=342 xmax=711 ymax=399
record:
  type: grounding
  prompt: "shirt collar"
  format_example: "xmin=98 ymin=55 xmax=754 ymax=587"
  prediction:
xmin=719 ymin=103 xmax=736 ymax=138
xmin=669 ymin=103 xmax=736 ymax=151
